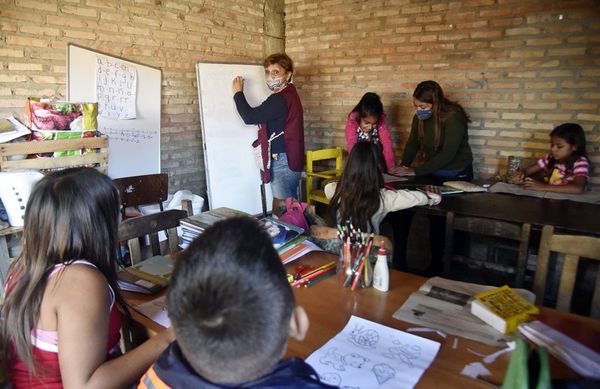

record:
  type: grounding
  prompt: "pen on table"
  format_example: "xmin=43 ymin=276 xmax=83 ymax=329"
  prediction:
xmin=303 ymin=269 xmax=336 ymax=288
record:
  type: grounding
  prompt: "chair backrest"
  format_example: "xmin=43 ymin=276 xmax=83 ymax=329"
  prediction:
xmin=443 ymin=212 xmax=531 ymax=287
xmin=306 ymin=147 xmax=343 ymax=174
xmin=118 ymin=209 xmax=188 ymax=265
xmin=533 ymin=225 xmax=600 ymax=318
xmin=113 ymin=173 xmax=168 ymax=218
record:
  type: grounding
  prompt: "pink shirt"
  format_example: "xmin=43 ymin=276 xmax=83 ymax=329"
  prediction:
xmin=345 ymin=111 xmax=395 ymax=171
xmin=537 ymin=154 xmax=589 ymax=185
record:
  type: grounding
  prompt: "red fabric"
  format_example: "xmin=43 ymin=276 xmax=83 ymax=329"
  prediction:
xmin=278 ymin=83 xmax=305 ymax=172
xmin=256 ymin=123 xmax=271 ymax=184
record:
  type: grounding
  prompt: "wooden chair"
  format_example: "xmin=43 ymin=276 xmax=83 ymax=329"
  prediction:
xmin=443 ymin=212 xmax=531 ymax=287
xmin=117 ymin=209 xmax=188 ymax=265
xmin=533 ymin=225 xmax=600 ymax=318
xmin=305 ymin=147 xmax=343 ymax=206
xmin=113 ymin=173 xmax=169 ymax=219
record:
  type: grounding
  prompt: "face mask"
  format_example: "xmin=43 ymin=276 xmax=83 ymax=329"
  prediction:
xmin=416 ymin=109 xmax=433 ymax=120
xmin=266 ymin=77 xmax=286 ymax=91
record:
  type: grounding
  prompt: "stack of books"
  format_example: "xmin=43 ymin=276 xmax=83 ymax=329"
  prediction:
xmin=179 ymin=207 xmax=250 ymax=249
xmin=259 ymin=216 xmax=311 ymax=264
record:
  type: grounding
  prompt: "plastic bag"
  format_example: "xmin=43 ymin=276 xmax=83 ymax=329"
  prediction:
xmin=278 ymin=197 xmax=309 ymax=233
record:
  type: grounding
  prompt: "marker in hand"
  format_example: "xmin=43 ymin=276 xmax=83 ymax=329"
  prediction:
xmin=232 ymin=76 xmax=244 ymax=93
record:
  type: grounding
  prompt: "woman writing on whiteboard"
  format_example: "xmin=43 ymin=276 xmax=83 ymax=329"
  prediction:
xmin=232 ymin=53 xmax=304 ymax=216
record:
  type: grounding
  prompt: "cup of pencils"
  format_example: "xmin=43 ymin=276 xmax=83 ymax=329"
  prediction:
xmin=338 ymin=222 xmax=374 ymax=291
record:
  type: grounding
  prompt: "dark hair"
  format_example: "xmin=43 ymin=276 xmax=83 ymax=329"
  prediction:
xmin=413 ymin=80 xmax=471 ymax=151
xmin=167 ymin=217 xmax=294 ymax=383
xmin=264 ymin=53 xmax=294 ymax=82
xmin=1 ymin=167 xmax=126 ymax=372
xmin=329 ymin=141 xmax=384 ymax=231
xmin=545 ymin=123 xmax=589 ymax=179
xmin=351 ymin=92 xmax=384 ymax=122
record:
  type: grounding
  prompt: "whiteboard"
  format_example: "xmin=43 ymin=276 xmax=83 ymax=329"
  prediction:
xmin=196 ymin=63 xmax=273 ymax=215
xmin=67 ymin=44 xmax=161 ymax=178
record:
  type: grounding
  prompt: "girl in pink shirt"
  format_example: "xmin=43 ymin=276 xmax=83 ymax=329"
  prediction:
xmin=512 ymin=123 xmax=589 ymax=194
xmin=345 ymin=92 xmax=395 ymax=172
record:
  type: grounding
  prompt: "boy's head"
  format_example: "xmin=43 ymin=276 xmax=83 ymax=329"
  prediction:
xmin=167 ymin=216 xmax=308 ymax=383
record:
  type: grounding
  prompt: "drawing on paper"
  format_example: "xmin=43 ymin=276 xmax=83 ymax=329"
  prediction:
xmin=319 ymin=347 xmax=369 ymax=371
xmin=306 ymin=316 xmax=440 ymax=389
xmin=382 ymin=340 xmax=421 ymax=367
xmin=372 ymin=363 xmax=396 ymax=385
xmin=96 ymin=56 xmax=137 ymax=120
xmin=349 ymin=324 xmax=379 ymax=348
xmin=319 ymin=372 xmax=342 ymax=386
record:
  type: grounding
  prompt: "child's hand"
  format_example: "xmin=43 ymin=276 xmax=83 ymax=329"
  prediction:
xmin=522 ymin=177 xmax=546 ymax=191
xmin=425 ymin=191 xmax=442 ymax=206
xmin=390 ymin=165 xmax=415 ymax=176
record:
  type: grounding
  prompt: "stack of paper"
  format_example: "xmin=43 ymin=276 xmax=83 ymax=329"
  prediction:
xmin=519 ymin=320 xmax=600 ymax=379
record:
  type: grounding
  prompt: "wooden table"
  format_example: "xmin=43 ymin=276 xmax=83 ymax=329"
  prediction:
xmin=123 ymin=251 xmax=600 ymax=388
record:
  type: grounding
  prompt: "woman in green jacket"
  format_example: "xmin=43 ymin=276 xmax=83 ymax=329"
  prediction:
xmin=392 ymin=80 xmax=473 ymax=181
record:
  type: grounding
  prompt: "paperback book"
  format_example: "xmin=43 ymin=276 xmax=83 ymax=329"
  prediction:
xmin=117 ymin=255 xmax=174 ymax=294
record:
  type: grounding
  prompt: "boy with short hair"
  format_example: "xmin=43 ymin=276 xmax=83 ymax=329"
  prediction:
xmin=138 ymin=216 xmax=336 ymax=388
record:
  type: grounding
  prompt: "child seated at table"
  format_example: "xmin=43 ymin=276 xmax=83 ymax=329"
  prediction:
xmin=137 ymin=217 xmax=336 ymax=388
xmin=326 ymin=141 xmax=441 ymax=234
xmin=512 ymin=123 xmax=589 ymax=194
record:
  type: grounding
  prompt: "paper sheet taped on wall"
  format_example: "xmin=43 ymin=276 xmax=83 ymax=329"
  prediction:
xmin=96 ymin=55 xmax=137 ymax=120
xmin=306 ymin=315 xmax=440 ymax=388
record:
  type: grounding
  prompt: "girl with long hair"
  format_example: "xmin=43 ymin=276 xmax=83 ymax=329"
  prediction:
xmin=392 ymin=80 xmax=473 ymax=182
xmin=328 ymin=142 xmax=440 ymax=233
xmin=1 ymin=168 xmax=173 ymax=388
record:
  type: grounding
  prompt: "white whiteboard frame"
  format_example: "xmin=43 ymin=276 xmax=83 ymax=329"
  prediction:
xmin=196 ymin=62 xmax=273 ymax=215
xmin=67 ymin=44 xmax=161 ymax=179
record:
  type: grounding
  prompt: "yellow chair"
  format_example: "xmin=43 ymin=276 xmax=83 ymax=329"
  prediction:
xmin=305 ymin=147 xmax=343 ymax=205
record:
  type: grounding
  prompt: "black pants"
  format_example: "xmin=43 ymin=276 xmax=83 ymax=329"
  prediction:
xmin=385 ymin=210 xmax=446 ymax=276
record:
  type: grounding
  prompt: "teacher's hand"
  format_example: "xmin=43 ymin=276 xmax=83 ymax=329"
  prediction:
xmin=390 ymin=165 xmax=415 ymax=176
xmin=232 ymin=76 xmax=244 ymax=93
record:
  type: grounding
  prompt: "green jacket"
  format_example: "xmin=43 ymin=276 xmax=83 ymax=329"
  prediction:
xmin=401 ymin=111 xmax=473 ymax=176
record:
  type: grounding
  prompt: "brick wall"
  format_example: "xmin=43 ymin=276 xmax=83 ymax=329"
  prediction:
xmin=285 ymin=0 xmax=600 ymax=188
xmin=0 ymin=0 xmax=266 ymax=195
xmin=2 ymin=0 xmax=599 ymax=193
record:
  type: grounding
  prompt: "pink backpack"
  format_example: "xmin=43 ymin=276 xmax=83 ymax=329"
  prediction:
xmin=278 ymin=197 xmax=310 ymax=233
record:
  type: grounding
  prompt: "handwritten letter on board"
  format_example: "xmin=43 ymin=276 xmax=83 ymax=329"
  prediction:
xmin=96 ymin=56 xmax=137 ymax=120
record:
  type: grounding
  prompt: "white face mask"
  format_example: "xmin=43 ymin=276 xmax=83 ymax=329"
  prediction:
xmin=266 ymin=77 xmax=286 ymax=91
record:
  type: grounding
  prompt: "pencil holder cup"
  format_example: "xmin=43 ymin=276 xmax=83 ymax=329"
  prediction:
xmin=338 ymin=244 xmax=374 ymax=290
xmin=506 ymin=156 xmax=521 ymax=183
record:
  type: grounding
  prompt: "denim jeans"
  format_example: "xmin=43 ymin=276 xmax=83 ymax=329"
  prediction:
xmin=270 ymin=153 xmax=300 ymax=199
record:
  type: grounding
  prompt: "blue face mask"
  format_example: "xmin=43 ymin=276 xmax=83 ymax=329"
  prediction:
xmin=416 ymin=109 xmax=433 ymax=121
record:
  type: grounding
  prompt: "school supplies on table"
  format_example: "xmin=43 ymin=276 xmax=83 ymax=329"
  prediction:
xmin=519 ymin=320 xmax=600 ymax=379
xmin=471 ymin=285 xmax=539 ymax=334
xmin=279 ymin=239 xmax=322 ymax=265
xmin=338 ymin=222 xmax=374 ymax=290
xmin=306 ymin=315 xmax=440 ymax=388
xmin=443 ymin=180 xmax=487 ymax=193
xmin=260 ymin=216 xmax=304 ymax=250
xmin=117 ymin=255 xmax=174 ymax=294
xmin=134 ymin=295 xmax=170 ymax=327
xmin=289 ymin=260 xmax=337 ymax=288
xmin=393 ymin=277 xmax=536 ymax=346
xmin=179 ymin=207 xmax=250 ymax=248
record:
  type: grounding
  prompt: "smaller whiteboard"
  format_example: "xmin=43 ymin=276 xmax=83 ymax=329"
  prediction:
xmin=67 ymin=44 xmax=161 ymax=178
xmin=196 ymin=63 xmax=273 ymax=215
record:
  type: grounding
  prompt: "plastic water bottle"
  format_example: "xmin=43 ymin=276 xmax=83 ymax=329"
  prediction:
xmin=373 ymin=242 xmax=389 ymax=292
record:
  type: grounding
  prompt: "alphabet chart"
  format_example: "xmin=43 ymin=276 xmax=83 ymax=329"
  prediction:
xmin=96 ymin=56 xmax=137 ymax=120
